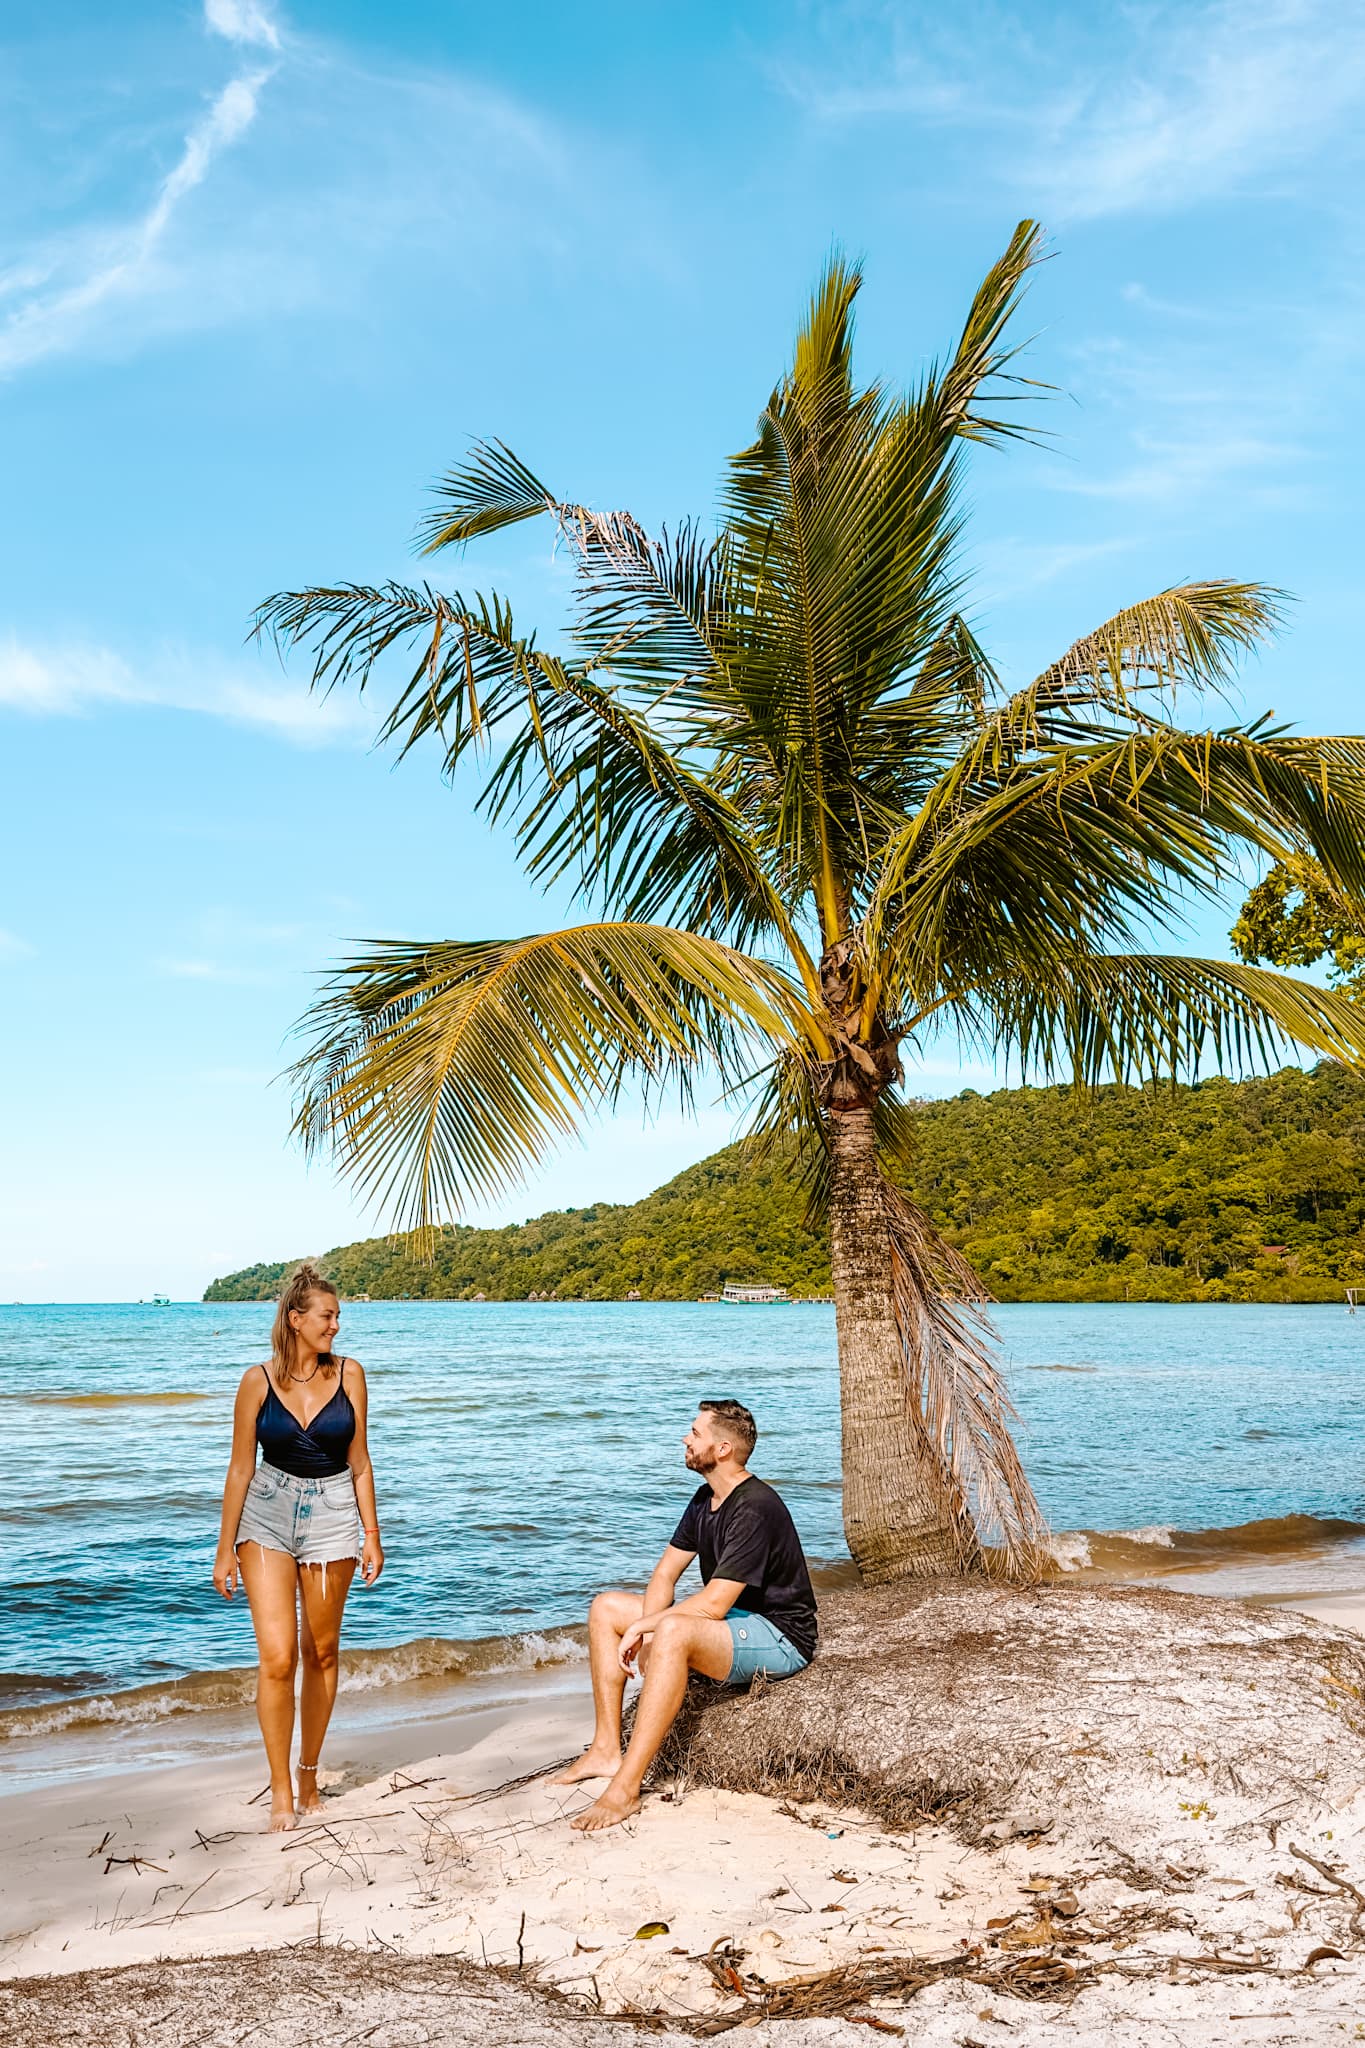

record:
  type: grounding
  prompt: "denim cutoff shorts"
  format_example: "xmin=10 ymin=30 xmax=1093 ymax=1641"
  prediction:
xmin=724 ymin=1611 xmax=810 ymax=1684
xmin=235 ymin=1460 xmax=361 ymax=1571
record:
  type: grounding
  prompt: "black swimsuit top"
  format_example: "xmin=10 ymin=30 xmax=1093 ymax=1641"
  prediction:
xmin=256 ymin=1361 xmax=356 ymax=1479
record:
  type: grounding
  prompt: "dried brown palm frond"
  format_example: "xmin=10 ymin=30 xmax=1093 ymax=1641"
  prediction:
xmin=885 ymin=1181 xmax=1051 ymax=1580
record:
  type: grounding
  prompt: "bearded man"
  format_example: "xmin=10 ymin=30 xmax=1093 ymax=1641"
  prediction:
xmin=552 ymin=1399 xmax=818 ymax=1832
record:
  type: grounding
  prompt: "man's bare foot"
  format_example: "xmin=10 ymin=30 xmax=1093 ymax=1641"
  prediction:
xmin=569 ymin=1786 xmax=642 ymax=1832
xmin=296 ymin=1760 xmax=322 ymax=1813
xmin=268 ymin=1793 xmax=297 ymax=1833
xmin=551 ymin=1747 xmax=622 ymax=1786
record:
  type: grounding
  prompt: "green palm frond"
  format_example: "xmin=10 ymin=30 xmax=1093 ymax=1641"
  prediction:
xmin=479 ymin=657 xmax=814 ymax=961
xmin=980 ymin=583 xmax=1286 ymax=753
xmin=291 ymin=924 xmax=818 ymax=1229
xmin=419 ymin=440 xmax=558 ymax=552
xmin=907 ymin=615 xmax=998 ymax=719
xmin=992 ymin=953 xmax=1365 ymax=1087
xmin=253 ymin=578 xmax=817 ymax=973
xmin=921 ymin=217 xmax=1052 ymax=447
xmin=566 ymin=513 xmax=730 ymax=695
xmin=252 ymin=581 xmax=537 ymax=750
xmin=711 ymin=227 xmax=1050 ymax=937
xmin=868 ymin=723 xmax=1365 ymax=1010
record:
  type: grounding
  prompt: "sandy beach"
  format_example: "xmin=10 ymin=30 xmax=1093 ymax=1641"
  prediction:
xmin=6 ymin=1581 xmax=1365 ymax=2045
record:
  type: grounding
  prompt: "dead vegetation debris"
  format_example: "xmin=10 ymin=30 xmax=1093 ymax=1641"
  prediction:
xmin=651 ymin=1579 xmax=1365 ymax=1860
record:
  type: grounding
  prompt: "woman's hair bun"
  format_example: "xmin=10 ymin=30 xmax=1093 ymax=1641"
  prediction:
xmin=283 ymin=1259 xmax=326 ymax=1296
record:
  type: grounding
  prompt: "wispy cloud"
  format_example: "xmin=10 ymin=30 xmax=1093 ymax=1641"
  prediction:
xmin=204 ymin=0 xmax=281 ymax=50
xmin=1051 ymin=431 xmax=1306 ymax=507
xmin=1029 ymin=0 xmax=1365 ymax=221
xmin=0 ymin=7 xmax=607 ymax=388
xmin=0 ymin=929 xmax=34 ymax=962
xmin=971 ymin=536 xmax=1132 ymax=603
xmin=0 ymin=5 xmax=279 ymax=377
xmin=783 ymin=0 xmax=1365 ymax=221
xmin=1044 ymin=312 xmax=1333 ymax=510
xmin=0 ymin=638 xmax=371 ymax=745
xmin=156 ymin=958 xmax=273 ymax=984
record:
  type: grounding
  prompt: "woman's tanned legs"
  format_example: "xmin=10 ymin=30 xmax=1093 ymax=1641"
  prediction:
xmin=296 ymin=1559 xmax=356 ymax=1812
xmin=551 ymin=1589 xmax=645 ymax=1784
xmin=237 ymin=1541 xmax=302 ymax=1830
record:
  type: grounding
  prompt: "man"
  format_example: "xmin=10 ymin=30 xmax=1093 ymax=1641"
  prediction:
xmin=553 ymin=1398 xmax=818 ymax=1832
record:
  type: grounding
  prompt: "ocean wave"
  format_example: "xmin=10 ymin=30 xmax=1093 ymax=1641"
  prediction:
xmin=809 ymin=1556 xmax=860 ymax=1592
xmin=0 ymin=1668 xmax=114 ymax=1702
xmin=3 ymin=1391 xmax=213 ymax=1407
xmin=1049 ymin=1511 xmax=1365 ymax=1578
xmin=0 ymin=1627 xmax=588 ymax=1744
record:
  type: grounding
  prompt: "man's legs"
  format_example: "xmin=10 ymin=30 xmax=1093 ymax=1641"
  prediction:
xmin=570 ymin=1610 xmax=732 ymax=1832
xmin=551 ymin=1589 xmax=645 ymax=1784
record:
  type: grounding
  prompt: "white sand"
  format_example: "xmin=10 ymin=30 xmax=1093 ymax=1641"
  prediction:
xmin=4 ymin=1684 xmax=1365 ymax=2043
xmin=1277 ymin=1591 xmax=1365 ymax=1631
xmin=6 ymin=1579 xmax=1365 ymax=2041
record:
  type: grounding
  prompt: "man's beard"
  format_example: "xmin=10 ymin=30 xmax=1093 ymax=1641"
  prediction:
xmin=685 ymin=1446 xmax=718 ymax=1475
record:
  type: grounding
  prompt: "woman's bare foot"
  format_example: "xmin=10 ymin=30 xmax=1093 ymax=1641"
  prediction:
xmin=268 ymin=1789 xmax=297 ymax=1833
xmin=569 ymin=1785 xmax=642 ymax=1832
xmin=296 ymin=1760 xmax=322 ymax=1813
xmin=551 ymin=1746 xmax=622 ymax=1786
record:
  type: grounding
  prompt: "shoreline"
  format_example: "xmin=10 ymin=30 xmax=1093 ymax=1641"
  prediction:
xmin=4 ymin=1548 xmax=1365 ymax=1858
xmin=0 ymin=1655 xmax=592 ymax=1801
xmin=9 ymin=1512 xmax=1365 ymax=1790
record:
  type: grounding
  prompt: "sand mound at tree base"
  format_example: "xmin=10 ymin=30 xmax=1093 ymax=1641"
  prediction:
xmin=657 ymin=1579 xmax=1365 ymax=1852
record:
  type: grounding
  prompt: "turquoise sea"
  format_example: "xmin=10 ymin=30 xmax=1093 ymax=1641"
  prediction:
xmin=4 ymin=1299 xmax=1365 ymax=1762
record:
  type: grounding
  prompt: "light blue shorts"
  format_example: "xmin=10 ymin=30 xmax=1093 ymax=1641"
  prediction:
xmin=725 ymin=1611 xmax=810 ymax=1684
xmin=234 ymin=1460 xmax=361 ymax=1571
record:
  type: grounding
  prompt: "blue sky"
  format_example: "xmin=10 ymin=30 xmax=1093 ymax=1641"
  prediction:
xmin=3 ymin=0 xmax=1364 ymax=1299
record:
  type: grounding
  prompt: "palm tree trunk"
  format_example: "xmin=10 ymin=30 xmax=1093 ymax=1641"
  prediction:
xmin=828 ymin=1103 xmax=960 ymax=1582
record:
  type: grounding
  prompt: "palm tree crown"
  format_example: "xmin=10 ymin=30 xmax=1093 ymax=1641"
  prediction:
xmin=258 ymin=222 xmax=1365 ymax=1583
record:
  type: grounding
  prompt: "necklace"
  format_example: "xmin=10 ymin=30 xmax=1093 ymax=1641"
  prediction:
xmin=286 ymin=1357 xmax=327 ymax=1383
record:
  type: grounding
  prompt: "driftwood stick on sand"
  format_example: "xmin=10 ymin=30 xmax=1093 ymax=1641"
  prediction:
xmin=1289 ymin=1842 xmax=1365 ymax=1924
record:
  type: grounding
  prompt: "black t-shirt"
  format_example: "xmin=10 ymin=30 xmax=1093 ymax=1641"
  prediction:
xmin=670 ymin=1475 xmax=818 ymax=1663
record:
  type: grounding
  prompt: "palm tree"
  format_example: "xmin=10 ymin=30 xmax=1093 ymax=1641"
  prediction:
xmin=258 ymin=222 xmax=1365 ymax=1584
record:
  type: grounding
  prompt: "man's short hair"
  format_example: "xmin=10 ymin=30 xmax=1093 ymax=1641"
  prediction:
xmin=699 ymin=1398 xmax=757 ymax=1462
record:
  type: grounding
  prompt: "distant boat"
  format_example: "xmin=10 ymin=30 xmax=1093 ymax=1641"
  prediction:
xmin=151 ymin=1293 xmax=171 ymax=1307
xmin=720 ymin=1283 xmax=790 ymax=1304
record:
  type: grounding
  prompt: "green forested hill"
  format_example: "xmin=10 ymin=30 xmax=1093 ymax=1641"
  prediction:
xmin=204 ymin=1066 xmax=1365 ymax=1305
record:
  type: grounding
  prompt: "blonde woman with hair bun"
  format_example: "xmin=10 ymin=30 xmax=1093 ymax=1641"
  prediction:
xmin=213 ymin=1263 xmax=384 ymax=1831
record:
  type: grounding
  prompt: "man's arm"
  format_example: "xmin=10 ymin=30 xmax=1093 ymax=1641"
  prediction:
xmin=641 ymin=1544 xmax=694 ymax=1618
xmin=667 ymin=1576 xmax=748 ymax=1622
xmin=619 ymin=1567 xmax=748 ymax=1670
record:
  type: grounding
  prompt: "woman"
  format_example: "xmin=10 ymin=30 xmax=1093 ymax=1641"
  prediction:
xmin=213 ymin=1263 xmax=384 ymax=1831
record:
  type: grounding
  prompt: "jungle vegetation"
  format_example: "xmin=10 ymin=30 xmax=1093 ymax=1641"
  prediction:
xmin=206 ymin=1065 xmax=1365 ymax=1308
